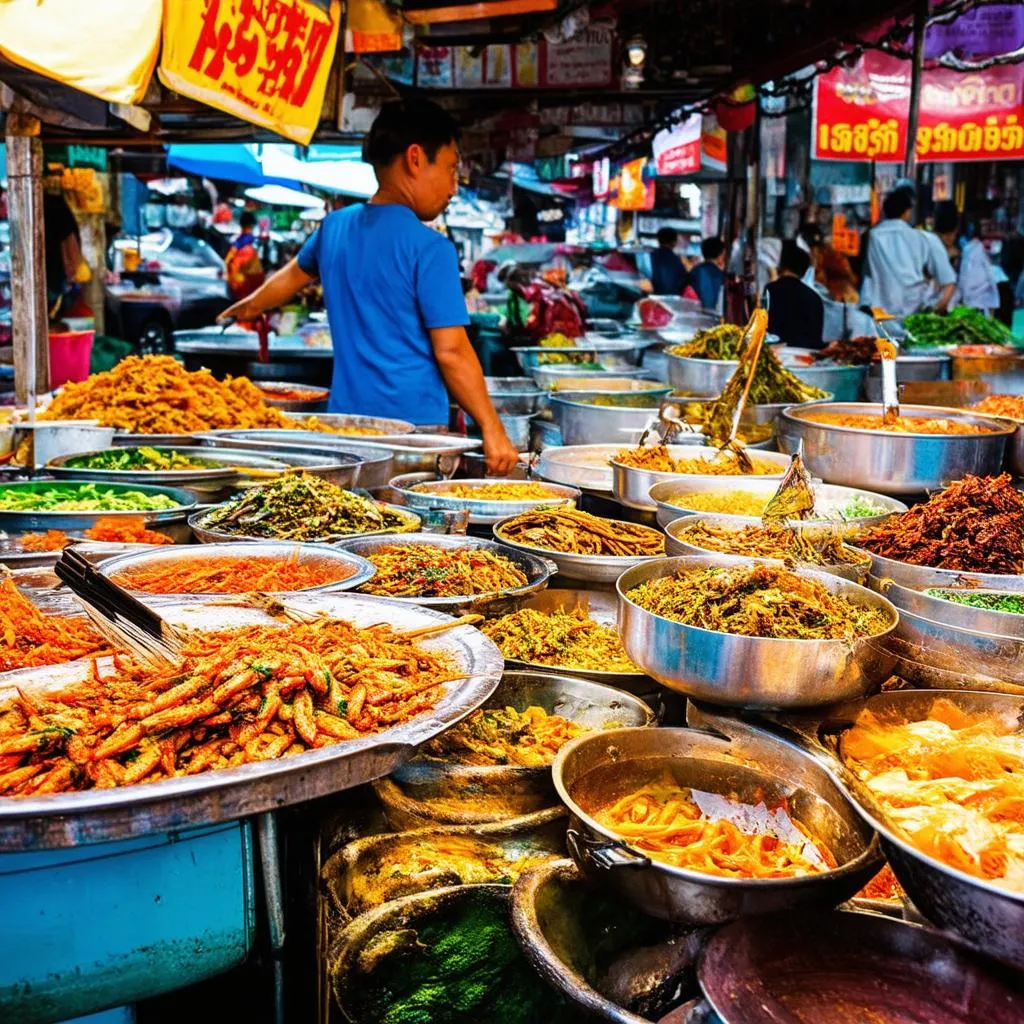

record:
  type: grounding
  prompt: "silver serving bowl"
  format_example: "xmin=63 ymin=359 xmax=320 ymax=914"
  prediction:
xmin=499 ymin=413 xmax=533 ymax=449
xmin=529 ymin=366 xmax=651 ymax=389
xmin=864 ymin=354 xmax=952 ymax=401
xmin=513 ymin=340 xmax=644 ymax=372
xmin=254 ymin=380 xmax=329 ymax=412
xmin=0 ymin=480 xmax=197 ymax=540
xmin=666 ymin=354 xmax=738 ymax=396
xmin=189 ymin=501 xmax=421 ymax=544
xmin=552 ymin=725 xmax=881 ymax=924
xmin=664 ymin=513 xmax=871 ymax=583
xmin=648 ymin=479 xmax=906 ymax=530
xmin=856 ymin=547 xmax=1024 ymax=592
xmin=281 ymin=411 xmax=414 ymax=436
xmin=388 ymin=473 xmax=579 ymax=526
xmin=548 ymin=378 xmax=672 ymax=396
xmin=884 ymin=581 xmax=1024 ymax=640
xmin=332 ymin=533 xmax=557 ymax=615
xmin=485 ymin=377 xmax=547 ymax=416
xmin=493 ymin=513 xmax=665 ymax=585
xmin=616 ymin=555 xmax=899 ymax=708
xmin=376 ymin=671 xmax=654 ymax=828
xmin=489 ymin=588 xmax=648 ymax=690
xmin=970 ymin=409 xmax=1024 ymax=476
xmin=536 ymin=444 xmax=627 ymax=494
xmin=113 ymin=431 xmax=201 ymax=447
xmin=549 ymin=395 xmax=663 ymax=446
xmin=97 ymin=541 xmax=376 ymax=597
xmin=778 ymin=402 xmax=1013 ymax=494
xmin=776 ymin=352 xmax=868 ymax=403
xmin=612 ymin=445 xmax=791 ymax=511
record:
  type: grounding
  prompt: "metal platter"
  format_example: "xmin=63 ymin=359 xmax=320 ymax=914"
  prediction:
xmin=0 ymin=480 xmax=197 ymax=537
xmin=535 ymin=444 xmax=627 ymax=494
xmin=0 ymin=593 xmax=504 ymax=850
xmin=616 ymin=555 xmax=898 ymax=708
xmin=332 ymin=533 xmax=557 ymax=615
xmin=492 ymin=587 xmax=649 ymax=690
xmin=97 ymin=541 xmax=377 ymax=598
xmin=255 ymin=380 xmax=329 ymax=412
xmin=280 ymin=411 xmax=415 ymax=436
xmin=648 ymin=478 xmax=906 ymax=530
xmin=778 ymin=402 xmax=1012 ymax=494
xmin=388 ymin=473 xmax=579 ymax=526
xmin=493 ymin=513 xmax=665 ymax=585
xmin=0 ymin=539 xmax=167 ymax=571
xmin=611 ymin=446 xmax=791 ymax=511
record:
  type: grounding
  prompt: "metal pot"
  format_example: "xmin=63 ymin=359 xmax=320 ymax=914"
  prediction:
xmin=856 ymin=547 xmax=1024 ymax=592
xmin=553 ymin=725 xmax=882 ymax=924
xmin=666 ymin=355 xmax=738 ymax=397
xmin=281 ymin=411 xmax=414 ymax=436
xmin=529 ymin=366 xmax=651 ymax=389
xmin=484 ymin=377 xmax=547 ymax=415
xmin=775 ymin=352 xmax=868 ymax=403
xmin=513 ymin=340 xmax=644 ymax=372
xmin=616 ymin=555 xmax=899 ymax=708
xmin=549 ymin=395 xmax=663 ymax=446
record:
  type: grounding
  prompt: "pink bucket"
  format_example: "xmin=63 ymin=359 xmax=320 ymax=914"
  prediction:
xmin=48 ymin=330 xmax=94 ymax=389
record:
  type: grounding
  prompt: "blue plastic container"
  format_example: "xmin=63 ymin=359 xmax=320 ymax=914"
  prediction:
xmin=0 ymin=821 xmax=255 ymax=1023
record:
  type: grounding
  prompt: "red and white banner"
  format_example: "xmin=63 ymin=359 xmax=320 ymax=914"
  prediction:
xmin=813 ymin=51 xmax=1024 ymax=162
xmin=652 ymin=113 xmax=702 ymax=176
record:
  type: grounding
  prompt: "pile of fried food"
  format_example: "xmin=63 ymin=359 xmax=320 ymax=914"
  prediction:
xmin=358 ymin=543 xmax=528 ymax=599
xmin=972 ymin=394 xmax=1024 ymax=422
xmin=856 ymin=473 xmax=1024 ymax=574
xmin=841 ymin=699 xmax=1024 ymax=889
xmin=803 ymin=410 xmax=996 ymax=435
xmin=615 ymin=445 xmax=780 ymax=476
xmin=483 ymin=606 xmax=638 ymax=673
xmin=416 ymin=481 xmax=563 ymax=502
xmin=626 ymin=563 xmax=890 ymax=641
xmin=496 ymin=507 xmax=664 ymax=557
xmin=423 ymin=704 xmax=583 ymax=767
xmin=0 ymin=614 xmax=460 ymax=795
xmin=674 ymin=520 xmax=868 ymax=569
xmin=38 ymin=356 xmax=377 ymax=436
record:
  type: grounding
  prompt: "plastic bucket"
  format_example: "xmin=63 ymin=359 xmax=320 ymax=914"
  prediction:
xmin=49 ymin=329 xmax=95 ymax=388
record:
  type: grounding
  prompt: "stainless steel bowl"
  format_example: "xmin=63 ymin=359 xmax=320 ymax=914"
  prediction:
xmin=867 ymin=352 xmax=952 ymax=384
xmin=536 ymin=444 xmax=625 ymax=494
xmin=549 ymin=378 xmax=672 ymax=396
xmin=388 ymin=473 xmax=579 ymax=526
xmin=376 ymin=671 xmax=654 ymax=827
xmin=778 ymin=402 xmax=1013 ymax=494
xmin=666 ymin=354 xmax=738 ymax=396
xmin=883 ymin=580 xmax=1024 ymax=639
xmin=663 ymin=513 xmax=871 ymax=583
xmin=332 ymin=533 xmax=557 ymax=615
xmin=777 ymin=357 xmax=868 ymax=403
xmin=493 ymin=513 xmax=665 ymax=585
xmin=616 ymin=555 xmax=899 ymax=708
xmin=485 ymin=377 xmax=547 ymax=415
xmin=0 ymin=480 xmax=197 ymax=540
xmin=255 ymin=380 xmax=328 ymax=412
xmin=553 ymin=725 xmax=881 ymax=924
xmin=856 ymin=547 xmax=1024 ymax=592
xmin=513 ymin=340 xmax=643 ymax=372
xmin=648 ymin=479 xmax=906 ymax=530
xmin=612 ymin=446 xmax=791 ymax=511
xmin=549 ymin=395 xmax=663 ymax=446
xmin=500 ymin=413 xmax=533 ymax=449
xmin=530 ymin=366 xmax=651 ymax=389
xmin=189 ymin=501 xmax=421 ymax=544
xmin=98 ymin=541 xmax=376 ymax=597
xmin=281 ymin=411 xmax=414 ymax=436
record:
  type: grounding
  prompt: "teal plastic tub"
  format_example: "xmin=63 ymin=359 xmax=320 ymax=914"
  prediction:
xmin=0 ymin=821 xmax=255 ymax=1023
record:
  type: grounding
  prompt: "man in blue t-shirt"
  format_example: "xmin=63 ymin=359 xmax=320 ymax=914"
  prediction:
xmin=220 ymin=99 xmax=517 ymax=475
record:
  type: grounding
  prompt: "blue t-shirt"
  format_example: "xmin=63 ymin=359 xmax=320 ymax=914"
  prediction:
xmin=297 ymin=205 xmax=468 ymax=425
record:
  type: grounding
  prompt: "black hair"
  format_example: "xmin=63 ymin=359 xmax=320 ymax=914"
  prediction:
xmin=933 ymin=201 xmax=960 ymax=236
xmin=779 ymin=239 xmax=811 ymax=278
xmin=363 ymin=99 xmax=462 ymax=170
xmin=239 ymin=211 xmax=256 ymax=230
xmin=798 ymin=222 xmax=822 ymax=248
xmin=882 ymin=187 xmax=914 ymax=220
xmin=657 ymin=227 xmax=678 ymax=248
xmin=701 ymin=237 xmax=725 ymax=261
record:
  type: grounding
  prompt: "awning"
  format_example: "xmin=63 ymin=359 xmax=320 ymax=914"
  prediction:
xmin=244 ymin=184 xmax=326 ymax=210
xmin=165 ymin=145 xmax=299 ymax=190
xmin=261 ymin=146 xmax=377 ymax=200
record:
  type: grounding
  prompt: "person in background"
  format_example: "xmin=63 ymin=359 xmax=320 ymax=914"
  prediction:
xmin=43 ymin=190 xmax=87 ymax=316
xmin=800 ymin=222 xmax=859 ymax=302
xmin=224 ymin=211 xmax=265 ymax=301
xmin=861 ymin=187 xmax=956 ymax=317
xmin=648 ymin=227 xmax=688 ymax=295
xmin=219 ymin=99 xmax=517 ymax=475
xmin=958 ymin=226 xmax=1001 ymax=316
xmin=688 ymin=237 xmax=727 ymax=312
xmin=764 ymin=240 xmax=825 ymax=350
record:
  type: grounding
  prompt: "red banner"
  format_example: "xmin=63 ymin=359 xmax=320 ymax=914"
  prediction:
xmin=652 ymin=114 xmax=702 ymax=176
xmin=813 ymin=51 xmax=1024 ymax=162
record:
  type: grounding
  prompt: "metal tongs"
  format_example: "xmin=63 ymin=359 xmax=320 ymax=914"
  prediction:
xmin=636 ymin=400 xmax=699 ymax=448
xmin=762 ymin=442 xmax=815 ymax=522
xmin=874 ymin=330 xmax=900 ymax=426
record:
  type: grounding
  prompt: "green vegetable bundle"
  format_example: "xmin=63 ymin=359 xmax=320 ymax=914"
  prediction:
xmin=925 ymin=589 xmax=1024 ymax=615
xmin=65 ymin=447 xmax=218 ymax=472
xmin=903 ymin=307 xmax=1018 ymax=350
xmin=0 ymin=482 xmax=179 ymax=512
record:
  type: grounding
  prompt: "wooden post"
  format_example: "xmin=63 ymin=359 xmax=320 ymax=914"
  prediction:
xmin=6 ymin=115 xmax=49 ymax=407
xmin=903 ymin=0 xmax=927 ymax=181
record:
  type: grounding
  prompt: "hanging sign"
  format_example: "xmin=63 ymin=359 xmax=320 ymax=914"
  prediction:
xmin=813 ymin=51 xmax=1024 ymax=162
xmin=652 ymin=113 xmax=702 ymax=176
xmin=160 ymin=0 xmax=341 ymax=145
xmin=611 ymin=158 xmax=654 ymax=211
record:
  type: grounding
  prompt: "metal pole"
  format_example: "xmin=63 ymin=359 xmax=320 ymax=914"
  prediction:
xmin=903 ymin=0 xmax=928 ymax=181
xmin=750 ymin=101 xmax=763 ymax=309
xmin=5 ymin=115 xmax=49 ymax=411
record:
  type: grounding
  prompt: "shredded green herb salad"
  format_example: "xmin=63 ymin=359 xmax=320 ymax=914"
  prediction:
xmin=196 ymin=472 xmax=418 ymax=541
xmin=925 ymin=589 xmax=1024 ymax=615
xmin=0 ymin=482 xmax=179 ymax=512
xmin=64 ymin=447 xmax=220 ymax=472
xmin=830 ymin=495 xmax=891 ymax=519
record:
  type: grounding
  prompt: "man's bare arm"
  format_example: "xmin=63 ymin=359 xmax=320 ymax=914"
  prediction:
xmin=219 ymin=258 xmax=314 ymax=321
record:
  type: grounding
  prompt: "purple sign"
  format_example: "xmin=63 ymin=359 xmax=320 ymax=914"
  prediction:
xmin=925 ymin=4 xmax=1024 ymax=59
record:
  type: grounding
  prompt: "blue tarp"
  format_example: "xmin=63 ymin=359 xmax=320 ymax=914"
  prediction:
xmin=165 ymin=144 xmax=298 ymax=189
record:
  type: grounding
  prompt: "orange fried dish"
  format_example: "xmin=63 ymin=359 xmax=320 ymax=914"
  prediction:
xmin=0 ymin=577 xmax=108 ymax=673
xmin=802 ymin=411 xmax=994 ymax=435
xmin=841 ymin=698 xmax=1024 ymax=890
xmin=594 ymin=773 xmax=833 ymax=879
xmin=111 ymin=551 xmax=357 ymax=595
xmin=18 ymin=530 xmax=72 ymax=553
xmin=83 ymin=516 xmax=174 ymax=546
xmin=0 ymin=616 xmax=459 ymax=795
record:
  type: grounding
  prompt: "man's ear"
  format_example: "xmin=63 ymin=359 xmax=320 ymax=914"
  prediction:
xmin=405 ymin=143 xmax=424 ymax=177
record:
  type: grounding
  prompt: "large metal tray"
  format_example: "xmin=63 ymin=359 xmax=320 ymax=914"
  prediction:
xmin=280 ymin=411 xmax=415 ymax=436
xmin=0 ymin=593 xmax=504 ymax=850
xmin=388 ymin=473 xmax=579 ymax=526
xmin=535 ymin=444 xmax=626 ymax=494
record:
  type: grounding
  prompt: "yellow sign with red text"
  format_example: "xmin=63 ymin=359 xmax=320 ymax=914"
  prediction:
xmin=160 ymin=0 xmax=341 ymax=145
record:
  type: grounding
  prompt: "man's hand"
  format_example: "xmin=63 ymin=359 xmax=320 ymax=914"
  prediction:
xmin=482 ymin=426 xmax=520 ymax=476
xmin=219 ymin=296 xmax=263 ymax=323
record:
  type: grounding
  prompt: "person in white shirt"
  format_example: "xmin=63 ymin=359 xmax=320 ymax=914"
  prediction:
xmin=861 ymin=188 xmax=956 ymax=317
xmin=932 ymin=203 xmax=1000 ymax=315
